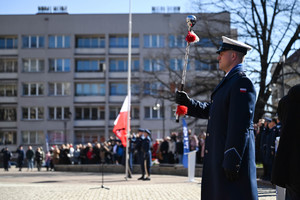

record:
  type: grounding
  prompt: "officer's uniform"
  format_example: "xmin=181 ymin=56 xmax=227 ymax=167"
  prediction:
xmin=176 ymin=36 xmax=258 ymax=200
xmin=142 ymin=129 xmax=152 ymax=181
xmin=135 ymin=128 xmax=145 ymax=180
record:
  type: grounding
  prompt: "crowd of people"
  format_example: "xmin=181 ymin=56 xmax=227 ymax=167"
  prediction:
xmin=1 ymin=118 xmax=279 ymax=176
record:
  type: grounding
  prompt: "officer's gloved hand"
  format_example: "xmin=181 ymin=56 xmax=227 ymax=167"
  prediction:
xmin=175 ymin=91 xmax=191 ymax=106
xmin=224 ymin=168 xmax=239 ymax=182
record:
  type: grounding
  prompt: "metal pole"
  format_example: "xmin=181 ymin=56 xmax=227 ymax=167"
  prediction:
xmin=125 ymin=0 xmax=132 ymax=180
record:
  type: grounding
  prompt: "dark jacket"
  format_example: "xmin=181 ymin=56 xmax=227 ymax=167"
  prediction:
xmin=271 ymin=84 xmax=300 ymax=193
xmin=186 ymin=65 xmax=258 ymax=200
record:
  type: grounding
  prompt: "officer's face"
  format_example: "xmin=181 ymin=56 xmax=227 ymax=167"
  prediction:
xmin=217 ymin=50 xmax=235 ymax=73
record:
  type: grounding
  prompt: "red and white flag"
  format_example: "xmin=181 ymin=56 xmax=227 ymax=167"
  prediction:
xmin=113 ymin=96 xmax=130 ymax=147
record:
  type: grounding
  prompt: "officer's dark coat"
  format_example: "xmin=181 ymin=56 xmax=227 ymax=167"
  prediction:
xmin=186 ymin=64 xmax=258 ymax=200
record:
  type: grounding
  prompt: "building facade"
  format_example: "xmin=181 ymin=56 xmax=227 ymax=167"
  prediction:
xmin=0 ymin=12 xmax=231 ymax=150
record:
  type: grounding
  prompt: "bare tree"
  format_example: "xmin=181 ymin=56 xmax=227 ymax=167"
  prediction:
xmin=191 ymin=0 xmax=300 ymax=122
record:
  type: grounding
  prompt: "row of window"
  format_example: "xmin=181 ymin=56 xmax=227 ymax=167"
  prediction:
xmin=0 ymin=58 xmax=217 ymax=73
xmin=0 ymin=106 xmax=170 ymax=121
xmin=0 ymin=35 xmax=217 ymax=49
xmin=0 ymin=130 xmax=103 ymax=145
xmin=0 ymin=81 xmax=166 ymax=97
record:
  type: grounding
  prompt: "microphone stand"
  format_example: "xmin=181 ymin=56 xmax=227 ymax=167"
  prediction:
xmin=100 ymin=159 xmax=109 ymax=190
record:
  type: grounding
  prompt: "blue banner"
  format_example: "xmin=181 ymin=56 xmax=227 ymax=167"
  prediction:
xmin=182 ymin=118 xmax=189 ymax=168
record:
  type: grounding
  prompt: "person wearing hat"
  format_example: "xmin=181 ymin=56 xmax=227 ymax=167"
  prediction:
xmin=142 ymin=129 xmax=152 ymax=181
xmin=136 ymin=128 xmax=146 ymax=180
xmin=176 ymin=36 xmax=258 ymax=199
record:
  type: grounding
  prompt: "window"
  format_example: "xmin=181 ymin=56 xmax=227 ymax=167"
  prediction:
xmin=76 ymin=59 xmax=105 ymax=72
xmin=0 ymin=84 xmax=17 ymax=97
xmin=76 ymin=36 xmax=105 ymax=48
xmin=109 ymin=59 xmax=139 ymax=72
xmin=0 ymin=37 xmax=18 ymax=49
xmin=197 ymin=37 xmax=217 ymax=47
xmin=109 ymin=35 xmax=139 ymax=48
xmin=0 ymin=107 xmax=17 ymax=121
xmin=169 ymin=35 xmax=185 ymax=48
xmin=22 ymin=107 xmax=44 ymax=120
xmin=109 ymin=106 xmax=121 ymax=120
xmin=0 ymin=131 xmax=17 ymax=145
xmin=131 ymin=106 xmax=139 ymax=120
xmin=144 ymin=82 xmax=163 ymax=95
xmin=23 ymin=59 xmax=44 ymax=72
xmin=144 ymin=34 xmax=164 ymax=48
xmin=21 ymin=131 xmax=44 ymax=144
xmin=144 ymin=106 xmax=163 ymax=119
xmin=0 ymin=59 xmax=18 ymax=73
xmin=195 ymin=60 xmax=217 ymax=71
xmin=49 ymin=58 xmax=70 ymax=72
xmin=22 ymin=83 xmax=44 ymax=96
xmin=75 ymin=83 xmax=105 ymax=96
xmin=22 ymin=35 xmax=44 ymax=48
xmin=110 ymin=83 xmax=140 ymax=96
xmin=48 ymin=107 xmax=70 ymax=120
xmin=75 ymin=131 xmax=104 ymax=144
xmin=48 ymin=130 xmax=64 ymax=144
xmin=49 ymin=82 xmax=71 ymax=96
xmin=75 ymin=106 xmax=105 ymax=120
xmin=170 ymin=58 xmax=190 ymax=71
xmin=144 ymin=59 xmax=164 ymax=71
xmin=49 ymin=35 xmax=70 ymax=48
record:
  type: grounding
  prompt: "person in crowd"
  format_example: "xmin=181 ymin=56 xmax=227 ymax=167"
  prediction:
xmin=175 ymin=136 xmax=184 ymax=164
xmin=35 ymin=147 xmax=43 ymax=171
xmin=272 ymin=84 xmax=300 ymax=200
xmin=45 ymin=151 xmax=52 ymax=171
xmin=142 ymin=129 xmax=152 ymax=181
xmin=152 ymin=139 xmax=160 ymax=162
xmin=93 ymin=143 xmax=101 ymax=164
xmin=189 ymin=131 xmax=199 ymax=151
xmin=16 ymin=145 xmax=25 ymax=171
xmin=26 ymin=146 xmax=35 ymax=171
xmin=86 ymin=146 xmax=94 ymax=164
xmin=52 ymin=145 xmax=60 ymax=166
xmin=176 ymin=36 xmax=258 ymax=199
xmin=160 ymin=136 xmax=169 ymax=164
xmin=168 ymin=133 xmax=176 ymax=164
xmin=198 ymin=131 xmax=206 ymax=164
xmin=1 ymin=147 xmax=12 ymax=171
xmin=73 ymin=145 xmax=81 ymax=165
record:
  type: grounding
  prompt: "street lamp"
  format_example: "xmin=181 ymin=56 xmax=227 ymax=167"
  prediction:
xmin=153 ymin=99 xmax=165 ymax=138
xmin=63 ymin=111 xmax=72 ymax=144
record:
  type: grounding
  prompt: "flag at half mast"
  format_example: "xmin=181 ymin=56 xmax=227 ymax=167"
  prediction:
xmin=113 ymin=95 xmax=130 ymax=147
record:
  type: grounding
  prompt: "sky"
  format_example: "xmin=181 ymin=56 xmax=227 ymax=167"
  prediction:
xmin=0 ymin=0 xmax=194 ymax=15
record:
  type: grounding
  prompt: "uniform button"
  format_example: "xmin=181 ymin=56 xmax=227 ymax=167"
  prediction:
xmin=205 ymin=150 xmax=208 ymax=153
xmin=206 ymin=133 xmax=209 ymax=137
xmin=208 ymin=116 xmax=211 ymax=120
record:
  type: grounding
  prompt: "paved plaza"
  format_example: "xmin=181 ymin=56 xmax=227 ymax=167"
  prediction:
xmin=0 ymin=168 xmax=276 ymax=200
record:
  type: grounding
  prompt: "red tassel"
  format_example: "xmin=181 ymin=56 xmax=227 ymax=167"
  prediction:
xmin=176 ymin=105 xmax=188 ymax=116
xmin=185 ymin=31 xmax=199 ymax=44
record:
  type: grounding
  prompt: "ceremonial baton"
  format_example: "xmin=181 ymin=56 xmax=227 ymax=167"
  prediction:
xmin=176 ymin=15 xmax=198 ymax=123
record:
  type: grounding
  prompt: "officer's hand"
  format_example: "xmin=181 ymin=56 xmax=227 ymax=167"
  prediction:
xmin=224 ymin=168 xmax=239 ymax=182
xmin=175 ymin=91 xmax=190 ymax=106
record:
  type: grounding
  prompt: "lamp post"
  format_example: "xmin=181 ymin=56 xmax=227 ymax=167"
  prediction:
xmin=154 ymin=99 xmax=165 ymax=138
xmin=63 ymin=111 xmax=72 ymax=144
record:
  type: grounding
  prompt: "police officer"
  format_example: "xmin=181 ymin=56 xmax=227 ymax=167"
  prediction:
xmin=142 ymin=129 xmax=152 ymax=181
xmin=176 ymin=36 xmax=258 ymax=200
xmin=1 ymin=147 xmax=12 ymax=171
xmin=136 ymin=128 xmax=145 ymax=180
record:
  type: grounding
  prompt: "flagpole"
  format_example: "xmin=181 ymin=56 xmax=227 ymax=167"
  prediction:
xmin=125 ymin=0 xmax=132 ymax=180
